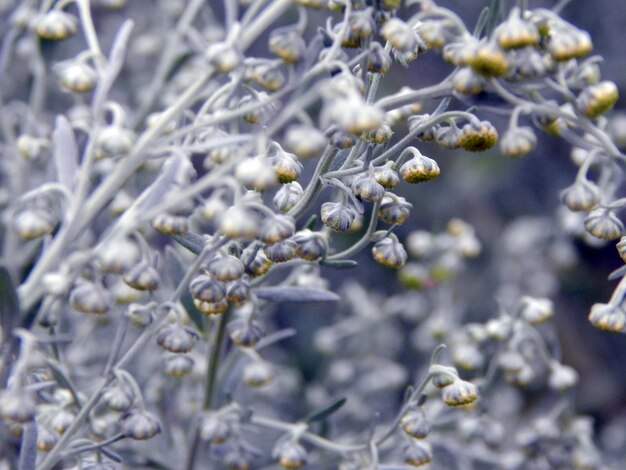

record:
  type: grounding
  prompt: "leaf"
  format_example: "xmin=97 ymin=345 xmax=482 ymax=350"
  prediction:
xmin=320 ymin=259 xmax=358 ymax=269
xmin=305 ymin=397 xmax=347 ymax=423
xmin=18 ymin=423 xmax=37 ymax=470
xmin=92 ymin=19 xmax=135 ymax=114
xmin=164 ymin=246 xmax=204 ymax=332
xmin=608 ymin=264 xmax=626 ymax=281
xmin=52 ymin=116 xmax=78 ymax=191
xmin=0 ymin=266 xmax=18 ymax=339
xmin=254 ymin=286 xmax=340 ymax=303
xmin=172 ymin=232 xmax=206 ymax=255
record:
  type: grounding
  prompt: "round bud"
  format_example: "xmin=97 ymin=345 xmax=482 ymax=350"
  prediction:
xmin=367 ymin=42 xmax=392 ymax=74
xmin=400 ymin=407 xmax=432 ymax=439
xmin=321 ymin=202 xmax=357 ymax=232
xmin=467 ymin=42 xmax=509 ymax=77
xmin=163 ymin=354 xmax=194 ymax=378
xmin=576 ymin=81 xmax=619 ymax=118
xmin=200 ymin=412 xmax=232 ymax=444
xmin=329 ymin=129 xmax=357 ymax=149
xmin=208 ymin=255 xmax=245 ymax=282
xmin=403 ymin=440 xmax=433 ymax=467
xmin=275 ymin=440 xmax=307 ymax=469
xmin=407 ymin=114 xmax=438 ymax=141
xmin=152 ymin=213 xmax=189 ymax=235
xmin=561 ymin=179 xmax=600 ymax=212
xmin=235 ymin=157 xmax=278 ymax=191
xmin=242 ymin=361 xmax=274 ymax=387
xmin=500 ymin=126 xmax=537 ymax=157
xmin=206 ymin=42 xmax=242 ymax=73
xmin=102 ymin=384 xmax=133 ymax=412
xmin=123 ymin=261 xmax=161 ymax=292
xmin=246 ymin=61 xmax=286 ymax=91
xmin=381 ymin=18 xmax=422 ymax=54
xmin=260 ymin=214 xmax=296 ymax=244
xmin=265 ymin=239 xmax=298 ymax=263
xmin=219 ymin=206 xmax=259 ymax=239
xmin=120 ymin=409 xmax=161 ymax=440
xmin=374 ymin=164 xmax=400 ymax=189
xmin=517 ymin=296 xmax=554 ymax=324
xmin=194 ymin=298 xmax=229 ymax=315
xmin=274 ymin=182 xmax=303 ymax=213
xmin=97 ymin=238 xmax=140 ymax=274
xmin=441 ymin=378 xmax=479 ymax=407
xmin=156 ymin=323 xmax=199 ymax=353
xmin=547 ymin=361 xmax=579 ymax=391
xmin=284 ymin=125 xmax=327 ymax=159
xmin=435 ymin=125 xmax=462 ymax=149
xmin=496 ymin=8 xmax=540 ymax=49
xmin=292 ymin=229 xmax=329 ymax=261
xmin=378 ymin=195 xmax=412 ymax=225
xmin=12 ymin=209 xmax=55 ymax=240
xmin=351 ymin=173 xmax=386 ymax=202
xmin=70 ymin=281 xmax=112 ymax=315
xmin=372 ymin=236 xmax=407 ymax=268
xmin=228 ymin=318 xmax=265 ymax=347
xmin=37 ymin=426 xmax=59 ymax=452
xmin=226 ymin=279 xmax=250 ymax=304
xmin=0 ymin=388 xmax=36 ymax=423
xmin=584 ymin=209 xmax=624 ymax=240
xmin=269 ymin=29 xmax=306 ymax=63
xmin=190 ymin=274 xmax=226 ymax=303
xmin=588 ymin=303 xmax=626 ymax=333
xmin=58 ymin=62 xmax=98 ymax=93
xmin=547 ymin=27 xmax=592 ymax=61
xmin=360 ymin=123 xmax=393 ymax=144
xmin=270 ymin=151 xmax=302 ymax=183
xmin=97 ymin=125 xmax=135 ymax=156
xmin=242 ymin=246 xmax=273 ymax=277
xmin=35 ymin=10 xmax=77 ymax=40
xmin=459 ymin=121 xmax=498 ymax=152
xmin=400 ymin=153 xmax=440 ymax=183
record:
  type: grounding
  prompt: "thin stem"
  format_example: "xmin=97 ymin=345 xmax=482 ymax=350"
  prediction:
xmin=288 ymin=146 xmax=338 ymax=218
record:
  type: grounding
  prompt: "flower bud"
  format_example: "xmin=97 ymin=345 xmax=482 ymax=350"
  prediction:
xmin=242 ymin=360 xmax=274 ymax=387
xmin=441 ymin=378 xmax=479 ymax=407
xmin=274 ymin=182 xmax=303 ymax=212
xmin=163 ymin=354 xmax=194 ymax=378
xmin=500 ymin=126 xmax=537 ymax=157
xmin=517 ymin=296 xmax=553 ymax=324
xmin=120 ymin=409 xmax=161 ymax=440
xmin=226 ymin=278 xmax=250 ymax=305
xmin=407 ymin=114 xmax=438 ymax=141
xmin=97 ymin=238 xmax=140 ymax=274
xmin=260 ymin=215 xmax=296 ymax=244
xmin=58 ymin=62 xmax=98 ymax=93
xmin=103 ymin=384 xmax=133 ymax=412
xmin=403 ymin=440 xmax=433 ymax=467
xmin=97 ymin=125 xmax=135 ymax=157
xmin=360 ymin=123 xmax=393 ymax=144
xmin=265 ymin=239 xmax=298 ymax=263
xmin=329 ymin=129 xmax=357 ymax=149
xmin=123 ymin=261 xmax=161 ymax=292
xmin=548 ymin=361 xmax=579 ymax=391
xmin=270 ymin=150 xmax=303 ymax=183
xmin=496 ymin=8 xmax=540 ymax=49
xmin=292 ymin=229 xmax=329 ymax=261
xmin=246 ymin=61 xmax=286 ymax=91
xmin=381 ymin=18 xmax=423 ymax=54
xmin=242 ymin=245 xmax=273 ymax=277
xmin=0 ymin=388 xmax=36 ymax=423
xmin=194 ymin=298 xmax=229 ymax=315
xmin=284 ymin=125 xmax=327 ymax=158
xmin=459 ymin=120 xmax=498 ymax=152
xmin=156 ymin=323 xmax=199 ymax=353
xmin=351 ymin=173 xmax=386 ymax=202
xmin=37 ymin=426 xmax=58 ymax=452
xmin=435 ymin=124 xmax=462 ymax=149
xmin=584 ymin=209 xmax=624 ymax=240
xmin=400 ymin=407 xmax=432 ymax=439
xmin=13 ymin=209 xmax=55 ymax=240
xmin=190 ymin=274 xmax=226 ymax=303
xmin=400 ymin=152 xmax=440 ymax=183
xmin=588 ymin=303 xmax=626 ymax=333
xmin=206 ymin=42 xmax=242 ymax=73
xmin=269 ymin=29 xmax=306 ymax=63
xmin=35 ymin=10 xmax=77 ymax=40
xmin=561 ymin=179 xmax=600 ymax=212
xmin=367 ymin=42 xmax=392 ymax=74
xmin=70 ymin=281 xmax=112 ymax=315
xmin=576 ymin=81 xmax=619 ymax=118
xmin=236 ymin=157 xmax=278 ymax=191
xmin=321 ymin=202 xmax=357 ymax=232
xmin=374 ymin=164 xmax=400 ymax=189
xmin=228 ymin=318 xmax=265 ymax=347
xmin=372 ymin=236 xmax=407 ymax=268
xmin=467 ymin=42 xmax=509 ymax=77
xmin=547 ymin=27 xmax=592 ymax=61
xmin=208 ymin=255 xmax=245 ymax=282
xmin=219 ymin=206 xmax=259 ymax=239
xmin=378 ymin=195 xmax=412 ymax=225
xmin=275 ymin=440 xmax=307 ymax=469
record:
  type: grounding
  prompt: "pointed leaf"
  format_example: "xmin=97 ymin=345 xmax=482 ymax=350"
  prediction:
xmin=172 ymin=232 xmax=206 ymax=255
xmin=305 ymin=397 xmax=347 ymax=423
xmin=320 ymin=259 xmax=358 ymax=269
xmin=0 ymin=266 xmax=18 ymax=338
xmin=52 ymin=116 xmax=78 ymax=190
xmin=254 ymin=286 xmax=340 ymax=303
xmin=608 ymin=264 xmax=626 ymax=281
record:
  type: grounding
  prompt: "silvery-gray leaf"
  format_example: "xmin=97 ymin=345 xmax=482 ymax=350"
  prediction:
xmin=172 ymin=232 xmax=206 ymax=255
xmin=608 ymin=264 xmax=626 ymax=281
xmin=52 ymin=116 xmax=78 ymax=191
xmin=320 ymin=259 xmax=358 ymax=269
xmin=305 ymin=397 xmax=347 ymax=423
xmin=254 ymin=286 xmax=340 ymax=302
xmin=92 ymin=19 xmax=135 ymax=115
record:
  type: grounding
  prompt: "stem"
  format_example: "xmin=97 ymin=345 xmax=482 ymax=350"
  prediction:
xmin=185 ymin=308 xmax=232 ymax=470
xmin=288 ymin=147 xmax=338 ymax=218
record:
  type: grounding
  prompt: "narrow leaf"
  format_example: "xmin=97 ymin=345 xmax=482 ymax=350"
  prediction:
xmin=254 ymin=286 xmax=340 ymax=302
xmin=305 ymin=397 xmax=347 ymax=423
xmin=608 ymin=264 xmax=626 ymax=281
xmin=320 ymin=259 xmax=358 ymax=269
xmin=172 ymin=232 xmax=206 ymax=255
xmin=0 ymin=266 xmax=18 ymax=338
xmin=18 ymin=423 xmax=37 ymax=470
xmin=52 ymin=116 xmax=78 ymax=190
